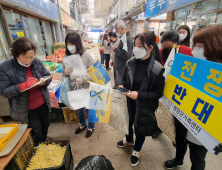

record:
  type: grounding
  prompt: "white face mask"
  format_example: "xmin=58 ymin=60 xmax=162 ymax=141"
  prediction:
xmin=179 ymin=34 xmax=187 ymax=41
xmin=133 ymin=47 xmax=147 ymax=59
xmin=17 ymin=59 xmax=31 ymax=67
xmin=116 ymin=32 xmax=121 ymax=37
xmin=67 ymin=45 xmax=76 ymax=54
xmin=192 ymin=47 xmax=206 ymax=60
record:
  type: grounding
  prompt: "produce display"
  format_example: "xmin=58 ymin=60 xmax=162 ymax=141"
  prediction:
xmin=43 ymin=62 xmax=59 ymax=72
xmin=53 ymin=42 xmax=66 ymax=51
xmin=47 ymin=49 xmax=65 ymax=63
xmin=26 ymin=143 xmax=67 ymax=170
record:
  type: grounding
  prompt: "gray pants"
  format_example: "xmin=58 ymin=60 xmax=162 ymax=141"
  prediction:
xmin=115 ymin=71 xmax=123 ymax=86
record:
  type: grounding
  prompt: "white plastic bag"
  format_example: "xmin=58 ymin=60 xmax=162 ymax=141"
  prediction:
xmin=67 ymin=83 xmax=89 ymax=110
xmin=63 ymin=54 xmax=86 ymax=80
xmin=155 ymin=102 xmax=176 ymax=142
xmin=109 ymin=90 xmax=129 ymax=134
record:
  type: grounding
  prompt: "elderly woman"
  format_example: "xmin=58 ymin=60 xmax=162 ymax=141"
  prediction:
xmin=0 ymin=38 xmax=52 ymax=145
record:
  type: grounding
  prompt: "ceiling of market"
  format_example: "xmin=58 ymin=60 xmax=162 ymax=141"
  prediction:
xmin=82 ymin=0 xmax=114 ymax=27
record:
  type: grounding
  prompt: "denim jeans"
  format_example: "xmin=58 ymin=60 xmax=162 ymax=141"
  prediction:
xmin=100 ymin=52 xmax=105 ymax=65
xmin=78 ymin=107 xmax=95 ymax=129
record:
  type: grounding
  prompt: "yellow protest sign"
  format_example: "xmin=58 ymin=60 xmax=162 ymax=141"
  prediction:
xmin=16 ymin=32 xmax=25 ymax=37
xmin=164 ymin=74 xmax=222 ymax=142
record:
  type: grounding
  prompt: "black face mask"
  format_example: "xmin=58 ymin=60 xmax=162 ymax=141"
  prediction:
xmin=162 ymin=48 xmax=172 ymax=57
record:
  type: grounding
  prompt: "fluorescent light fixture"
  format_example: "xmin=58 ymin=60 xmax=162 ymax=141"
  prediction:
xmin=67 ymin=0 xmax=72 ymax=2
xmin=111 ymin=14 xmax=114 ymax=18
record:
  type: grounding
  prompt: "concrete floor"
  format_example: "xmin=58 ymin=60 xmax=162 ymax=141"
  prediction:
xmin=48 ymin=41 xmax=222 ymax=170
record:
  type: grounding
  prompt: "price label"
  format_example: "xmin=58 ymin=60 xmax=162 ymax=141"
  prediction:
xmin=16 ymin=32 xmax=25 ymax=37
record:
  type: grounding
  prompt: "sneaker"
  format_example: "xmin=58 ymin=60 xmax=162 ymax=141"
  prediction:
xmin=75 ymin=126 xmax=87 ymax=134
xmin=130 ymin=150 xmax=140 ymax=166
xmin=117 ymin=137 xmax=134 ymax=147
xmin=85 ymin=129 xmax=94 ymax=138
xmin=152 ymin=129 xmax=162 ymax=139
xmin=164 ymin=158 xmax=184 ymax=169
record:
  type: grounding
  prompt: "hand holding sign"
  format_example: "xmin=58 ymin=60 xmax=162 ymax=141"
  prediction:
xmin=214 ymin=143 xmax=222 ymax=155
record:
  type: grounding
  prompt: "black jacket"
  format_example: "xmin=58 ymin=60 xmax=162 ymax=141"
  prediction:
xmin=122 ymin=54 xmax=165 ymax=136
xmin=114 ymin=31 xmax=133 ymax=74
xmin=0 ymin=58 xmax=52 ymax=123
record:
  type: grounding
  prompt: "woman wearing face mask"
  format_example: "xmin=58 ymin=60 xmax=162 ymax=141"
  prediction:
xmin=177 ymin=25 xmax=191 ymax=47
xmin=164 ymin=24 xmax=222 ymax=170
xmin=116 ymin=31 xmax=165 ymax=166
xmin=103 ymin=34 xmax=111 ymax=70
xmin=0 ymin=38 xmax=52 ymax=146
xmin=160 ymin=30 xmax=193 ymax=66
xmin=63 ymin=32 xmax=95 ymax=138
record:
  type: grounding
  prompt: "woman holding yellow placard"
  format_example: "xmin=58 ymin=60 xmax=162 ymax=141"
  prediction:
xmin=63 ymin=32 xmax=95 ymax=138
xmin=164 ymin=24 xmax=222 ymax=170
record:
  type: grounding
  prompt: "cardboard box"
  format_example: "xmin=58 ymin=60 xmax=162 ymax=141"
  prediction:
xmin=52 ymin=73 xmax=62 ymax=81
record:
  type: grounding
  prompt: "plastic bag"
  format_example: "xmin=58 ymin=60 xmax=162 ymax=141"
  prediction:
xmin=60 ymin=76 xmax=71 ymax=107
xmin=109 ymin=90 xmax=129 ymax=134
xmin=75 ymin=155 xmax=114 ymax=170
xmin=67 ymin=83 xmax=88 ymax=110
xmin=49 ymin=90 xmax=58 ymax=107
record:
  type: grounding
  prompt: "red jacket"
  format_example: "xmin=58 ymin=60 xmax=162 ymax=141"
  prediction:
xmin=160 ymin=45 xmax=193 ymax=66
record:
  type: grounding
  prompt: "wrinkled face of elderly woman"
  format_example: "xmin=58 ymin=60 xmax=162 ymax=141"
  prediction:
xmin=17 ymin=50 xmax=35 ymax=67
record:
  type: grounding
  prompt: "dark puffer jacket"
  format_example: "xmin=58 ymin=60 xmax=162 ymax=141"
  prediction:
xmin=0 ymin=58 xmax=52 ymax=123
xmin=122 ymin=55 xmax=165 ymax=136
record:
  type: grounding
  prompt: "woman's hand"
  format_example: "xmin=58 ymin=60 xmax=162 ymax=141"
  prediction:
xmin=64 ymin=67 xmax=73 ymax=76
xmin=39 ymin=78 xmax=46 ymax=86
xmin=75 ymin=78 xmax=84 ymax=85
xmin=214 ymin=143 xmax=222 ymax=155
xmin=126 ymin=91 xmax=138 ymax=100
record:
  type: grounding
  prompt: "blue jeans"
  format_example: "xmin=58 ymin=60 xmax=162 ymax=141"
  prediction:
xmin=78 ymin=107 xmax=95 ymax=129
xmin=100 ymin=52 xmax=105 ymax=65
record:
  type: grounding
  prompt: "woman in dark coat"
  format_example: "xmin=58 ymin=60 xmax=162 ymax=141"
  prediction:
xmin=116 ymin=31 xmax=165 ymax=166
xmin=0 ymin=38 xmax=52 ymax=145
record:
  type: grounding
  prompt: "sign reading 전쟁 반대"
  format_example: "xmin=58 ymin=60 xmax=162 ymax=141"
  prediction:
xmin=162 ymin=53 xmax=222 ymax=154
xmin=7 ymin=0 xmax=59 ymax=21
xmin=145 ymin=0 xmax=200 ymax=19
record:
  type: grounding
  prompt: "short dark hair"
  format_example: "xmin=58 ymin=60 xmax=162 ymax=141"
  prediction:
xmin=177 ymin=25 xmax=191 ymax=47
xmin=11 ymin=37 xmax=37 ymax=59
xmin=65 ymin=32 xmax=85 ymax=56
xmin=160 ymin=31 xmax=165 ymax=36
xmin=108 ymin=32 xmax=117 ymax=38
xmin=161 ymin=30 xmax=179 ymax=44
xmin=135 ymin=31 xmax=161 ymax=63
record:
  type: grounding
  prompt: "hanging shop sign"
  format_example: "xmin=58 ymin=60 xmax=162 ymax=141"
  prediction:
xmin=60 ymin=9 xmax=79 ymax=30
xmin=6 ymin=0 xmax=59 ymax=21
xmin=162 ymin=53 xmax=222 ymax=154
xmin=145 ymin=0 xmax=200 ymax=19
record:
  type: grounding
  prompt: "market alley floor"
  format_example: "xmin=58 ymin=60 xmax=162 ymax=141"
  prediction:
xmin=48 ymin=41 xmax=222 ymax=170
